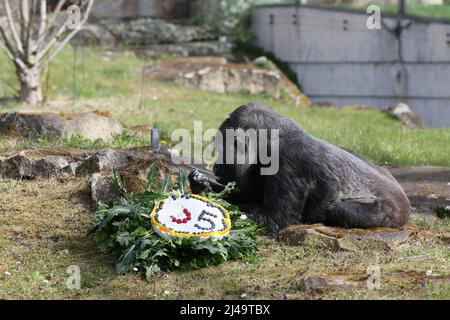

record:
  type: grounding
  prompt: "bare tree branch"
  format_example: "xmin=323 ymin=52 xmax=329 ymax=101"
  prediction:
xmin=0 ymin=24 xmax=16 ymax=57
xmin=0 ymin=36 xmax=14 ymax=60
xmin=3 ymin=0 xmax=24 ymax=54
xmin=22 ymin=0 xmax=34 ymax=59
xmin=36 ymin=0 xmax=66 ymax=48
xmin=19 ymin=0 xmax=29 ymax=46
xmin=37 ymin=0 xmax=47 ymax=45
xmin=0 ymin=27 xmax=27 ymax=72
xmin=35 ymin=21 xmax=67 ymax=61
xmin=43 ymin=0 xmax=95 ymax=65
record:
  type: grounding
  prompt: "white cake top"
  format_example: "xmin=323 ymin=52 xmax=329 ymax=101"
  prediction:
xmin=151 ymin=194 xmax=231 ymax=240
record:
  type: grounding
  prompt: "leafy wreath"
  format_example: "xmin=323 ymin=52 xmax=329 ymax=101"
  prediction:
xmin=89 ymin=164 xmax=261 ymax=280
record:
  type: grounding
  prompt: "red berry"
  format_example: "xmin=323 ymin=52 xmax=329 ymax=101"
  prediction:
xmin=183 ymin=209 xmax=188 ymax=214
xmin=187 ymin=216 xmax=191 ymax=221
xmin=177 ymin=219 xmax=182 ymax=224
xmin=172 ymin=217 xmax=177 ymax=222
xmin=182 ymin=218 xmax=187 ymax=223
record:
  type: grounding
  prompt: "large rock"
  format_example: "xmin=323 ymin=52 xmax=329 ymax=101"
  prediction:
xmin=0 ymin=111 xmax=126 ymax=141
xmin=90 ymin=170 xmax=151 ymax=206
xmin=91 ymin=173 xmax=122 ymax=206
xmin=101 ymin=18 xmax=215 ymax=46
xmin=279 ymin=224 xmax=413 ymax=252
xmin=0 ymin=144 xmax=197 ymax=181
xmin=145 ymin=56 xmax=310 ymax=106
xmin=0 ymin=147 xmax=130 ymax=179
xmin=0 ymin=153 xmax=35 ymax=179
xmin=34 ymin=156 xmax=70 ymax=178
xmin=0 ymin=148 xmax=89 ymax=179
xmin=72 ymin=18 xmax=229 ymax=54
xmin=72 ymin=23 xmax=117 ymax=48
xmin=136 ymin=40 xmax=233 ymax=58
xmin=75 ymin=149 xmax=131 ymax=176
xmin=386 ymin=102 xmax=424 ymax=128
xmin=294 ymin=275 xmax=365 ymax=297
xmin=85 ymin=146 xmax=213 ymax=206
xmin=0 ymin=145 xmax=209 ymax=181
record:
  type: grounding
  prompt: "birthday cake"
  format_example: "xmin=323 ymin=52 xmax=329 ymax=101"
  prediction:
xmin=151 ymin=194 xmax=231 ymax=240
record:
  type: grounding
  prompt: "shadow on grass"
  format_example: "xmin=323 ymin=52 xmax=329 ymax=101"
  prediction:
xmin=0 ymin=96 xmax=18 ymax=106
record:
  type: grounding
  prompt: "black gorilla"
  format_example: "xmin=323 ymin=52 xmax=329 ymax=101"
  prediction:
xmin=189 ymin=103 xmax=410 ymax=232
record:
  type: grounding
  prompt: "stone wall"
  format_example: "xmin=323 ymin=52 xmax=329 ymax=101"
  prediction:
xmin=90 ymin=0 xmax=196 ymax=20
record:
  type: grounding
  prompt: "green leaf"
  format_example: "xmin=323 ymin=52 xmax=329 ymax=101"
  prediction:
xmin=116 ymin=244 xmax=137 ymax=274
xmin=158 ymin=175 xmax=172 ymax=195
xmin=177 ymin=169 xmax=187 ymax=194
xmin=146 ymin=163 xmax=159 ymax=191
xmin=145 ymin=264 xmax=161 ymax=280
xmin=116 ymin=233 xmax=134 ymax=246
xmin=112 ymin=170 xmax=127 ymax=196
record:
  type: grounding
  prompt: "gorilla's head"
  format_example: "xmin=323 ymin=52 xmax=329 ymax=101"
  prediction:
xmin=212 ymin=104 xmax=264 ymax=193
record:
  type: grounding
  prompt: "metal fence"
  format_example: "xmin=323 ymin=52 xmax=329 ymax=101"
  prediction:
xmin=252 ymin=4 xmax=450 ymax=127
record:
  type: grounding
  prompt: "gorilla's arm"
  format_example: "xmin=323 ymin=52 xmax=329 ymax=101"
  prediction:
xmin=188 ymin=170 xmax=262 ymax=208
xmin=189 ymin=166 xmax=313 ymax=233
xmin=258 ymin=173 xmax=310 ymax=232
xmin=188 ymin=170 xmax=225 ymax=194
xmin=189 ymin=169 xmax=311 ymax=233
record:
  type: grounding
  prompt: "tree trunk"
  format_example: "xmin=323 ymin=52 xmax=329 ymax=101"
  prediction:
xmin=18 ymin=65 xmax=43 ymax=106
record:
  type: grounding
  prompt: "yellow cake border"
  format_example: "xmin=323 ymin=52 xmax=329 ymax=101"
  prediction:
xmin=150 ymin=194 xmax=231 ymax=238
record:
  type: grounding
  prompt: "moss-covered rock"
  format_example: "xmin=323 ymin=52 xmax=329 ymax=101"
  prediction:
xmin=0 ymin=111 xmax=125 ymax=141
xmin=279 ymin=224 xmax=413 ymax=252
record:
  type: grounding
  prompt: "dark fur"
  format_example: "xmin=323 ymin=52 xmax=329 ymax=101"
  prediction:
xmin=189 ymin=103 xmax=411 ymax=232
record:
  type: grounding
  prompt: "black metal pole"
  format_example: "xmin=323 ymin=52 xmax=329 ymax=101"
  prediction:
xmin=398 ymin=0 xmax=405 ymax=20
xmin=151 ymin=128 xmax=160 ymax=155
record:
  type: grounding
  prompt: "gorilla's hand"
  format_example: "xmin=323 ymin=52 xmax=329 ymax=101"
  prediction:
xmin=188 ymin=170 xmax=212 ymax=194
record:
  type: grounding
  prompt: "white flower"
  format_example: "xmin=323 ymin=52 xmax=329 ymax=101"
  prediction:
xmin=171 ymin=190 xmax=182 ymax=198
xmin=164 ymin=290 xmax=171 ymax=295
xmin=43 ymin=280 xmax=50 ymax=284
xmin=133 ymin=267 xmax=138 ymax=272
xmin=240 ymin=214 xmax=248 ymax=220
xmin=426 ymin=269 xmax=433 ymax=277
xmin=240 ymin=293 xmax=247 ymax=298
xmin=4 ymin=272 xmax=11 ymax=276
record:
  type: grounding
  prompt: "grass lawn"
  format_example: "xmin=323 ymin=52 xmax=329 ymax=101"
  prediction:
xmin=0 ymin=177 xmax=449 ymax=300
xmin=0 ymin=47 xmax=449 ymax=300
xmin=375 ymin=3 xmax=450 ymax=20
xmin=307 ymin=3 xmax=450 ymax=20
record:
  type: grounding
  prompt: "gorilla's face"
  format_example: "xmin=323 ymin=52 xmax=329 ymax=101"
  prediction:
xmin=213 ymin=163 xmax=231 ymax=185
xmin=213 ymin=124 xmax=236 ymax=185
xmin=212 ymin=118 xmax=258 ymax=193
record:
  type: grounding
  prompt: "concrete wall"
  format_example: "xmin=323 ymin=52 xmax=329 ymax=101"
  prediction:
xmin=252 ymin=5 xmax=450 ymax=127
